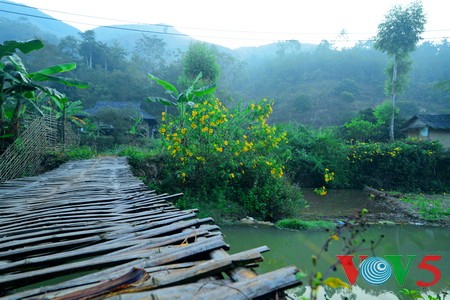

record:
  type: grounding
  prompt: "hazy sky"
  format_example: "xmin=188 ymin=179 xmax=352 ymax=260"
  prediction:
xmin=7 ymin=0 xmax=450 ymax=48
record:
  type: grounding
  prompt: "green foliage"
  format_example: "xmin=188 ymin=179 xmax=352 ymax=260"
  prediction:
xmin=374 ymin=100 xmax=400 ymax=125
xmin=41 ymin=146 xmax=96 ymax=171
xmin=384 ymin=56 xmax=413 ymax=96
xmin=347 ymin=139 xmax=450 ymax=192
xmin=179 ymin=42 xmax=220 ymax=87
xmin=343 ymin=118 xmax=380 ymax=142
xmin=92 ymin=107 xmax=146 ymax=149
xmin=374 ymin=1 xmax=426 ymax=140
xmin=65 ymin=146 xmax=96 ymax=160
xmin=281 ymin=123 xmax=350 ymax=188
xmin=0 ymin=39 xmax=87 ymax=152
xmin=0 ymin=39 xmax=44 ymax=57
xmin=374 ymin=1 xmax=426 ymax=57
xmin=119 ymin=145 xmax=162 ymax=167
xmin=400 ymin=193 xmax=450 ymax=221
xmin=276 ymin=219 xmax=335 ymax=231
xmin=341 ymin=101 xmax=403 ymax=143
xmin=156 ymin=98 xmax=305 ymax=221
xmin=147 ymin=72 xmax=216 ymax=118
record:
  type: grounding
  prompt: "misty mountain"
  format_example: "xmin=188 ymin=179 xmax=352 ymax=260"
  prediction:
xmin=92 ymin=24 xmax=195 ymax=54
xmin=1 ymin=0 xmax=449 ymax=127
xmin=0 ymin=0 xmax=79 ymax=43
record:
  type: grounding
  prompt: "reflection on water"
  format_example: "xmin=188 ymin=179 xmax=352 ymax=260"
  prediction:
xmin=222 ymin=224 xmax=450 ymax=299
xmin=300 ymin=188 xmax=386 ymax=217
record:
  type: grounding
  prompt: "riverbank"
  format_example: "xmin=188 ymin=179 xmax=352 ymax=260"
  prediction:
xmin=294 ymin=187 xmax=449 ymax=228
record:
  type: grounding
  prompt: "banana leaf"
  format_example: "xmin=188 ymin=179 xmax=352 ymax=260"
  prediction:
xmin=148 ymin=74 xmax=178 ymax=96
xmin=0 ymin=40 xmax=44 ymax=57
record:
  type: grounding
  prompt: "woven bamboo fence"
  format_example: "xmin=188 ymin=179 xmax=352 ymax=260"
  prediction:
xmin=0 ymin=115 xmax=79 ymax=183
xmin=0 ymin=157 xmax=302 ymax=299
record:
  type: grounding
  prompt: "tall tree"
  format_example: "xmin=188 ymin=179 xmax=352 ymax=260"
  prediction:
xmin=79 ymin=30 xmax=100 ymax=69
xmin=132 ymin=34 xmax=167 ymax=74
xmin=374 ymin=1 xmax=426 ymax=140
xmin=179 ymin=42 xmax=220 ymax=88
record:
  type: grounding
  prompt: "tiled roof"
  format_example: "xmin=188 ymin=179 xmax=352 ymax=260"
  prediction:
xmin=85 ymin=101 xmax=156 ymax=122
xmin=403 ymin=114 xmax=450 ymax=130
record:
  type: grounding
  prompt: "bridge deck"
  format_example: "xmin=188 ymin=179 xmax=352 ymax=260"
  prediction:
xmin=0 ymin=157 xmax=301 ymax=299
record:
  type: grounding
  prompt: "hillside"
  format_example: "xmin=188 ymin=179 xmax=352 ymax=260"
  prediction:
xmin=0 ymin=0 xmax=79 ymax=42
xmin=1 ymin=1 xmax=449 ymax=127
xmin=93 ymin=24 xmax=194 ymax=54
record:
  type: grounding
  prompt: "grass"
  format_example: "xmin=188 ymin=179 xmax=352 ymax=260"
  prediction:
xmin=276 ymin=218 xmax=335 ymax=231
xmin=400 ymin=193 xmax=450 ymax=221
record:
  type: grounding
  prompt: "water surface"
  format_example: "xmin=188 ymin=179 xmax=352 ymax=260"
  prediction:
xmin=222 ymin=224 xmax=450 ymax=299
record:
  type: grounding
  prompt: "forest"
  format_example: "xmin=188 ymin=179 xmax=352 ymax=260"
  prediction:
xmin=1 ymin=14 xmax=450 ymax=127
xmin=1 ymin=9 xmax=450 ymax=223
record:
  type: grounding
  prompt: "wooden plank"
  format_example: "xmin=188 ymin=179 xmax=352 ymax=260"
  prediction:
xmin=0 ymin=157 xmax=301 ymax=300
xmin=52 ymin=268 xmax=149 ymax=300
xmin=0 ymin=234 xmax=227 ymax=290
xmin=110 ymin=266 xmax=300 ymax=300
xmin=210 ymin=248 xmax=260 ymax=281
xmin=7 ymin=262 xmax=202 ymax=300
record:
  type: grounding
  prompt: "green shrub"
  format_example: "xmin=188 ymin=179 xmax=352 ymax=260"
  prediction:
xmin=65 ymin=146 xmax=96 ymax=160
xmin=40 ymin=146 xmax=96 ymax=172
xmin=347 ymin=139 xmax=450 ymax=192
xmin=156 ymin=98 xmax=305 ymax=221
xmin=276 ymin=219 xmax=335 ymax=230
xmin=280 ymin=123 xmax=351 ymax=188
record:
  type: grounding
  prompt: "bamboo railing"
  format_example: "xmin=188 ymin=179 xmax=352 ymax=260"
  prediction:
xmin=0 ymin=115 xmax=79 ymax=183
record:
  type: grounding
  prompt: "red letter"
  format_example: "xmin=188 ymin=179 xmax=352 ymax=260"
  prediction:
xmin=336 ymin=255 xmax=368 ymax=285
xmin=416 ymin=255 xmax=441 ymax=287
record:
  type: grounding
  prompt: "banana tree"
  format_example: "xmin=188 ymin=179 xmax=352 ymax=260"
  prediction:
xmin=1 ymin=39 xmax=88 ymax=150
xmin=147 ymin=72 xmax=216 ymax=127
xmin=42 ymin=97 xmax=86 ymax=144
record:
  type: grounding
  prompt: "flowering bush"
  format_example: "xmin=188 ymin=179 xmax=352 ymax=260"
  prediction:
xmin=157 ymin=98 xmax=304 ymax=221
xmin=347 ymin=139 xmax=449 ymax=192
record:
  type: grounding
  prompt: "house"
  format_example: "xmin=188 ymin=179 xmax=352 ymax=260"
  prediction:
xmin=402 ymin=114 xmax=450 ymax=148
xmin=84 ymin=101 xmax=158 ymax=138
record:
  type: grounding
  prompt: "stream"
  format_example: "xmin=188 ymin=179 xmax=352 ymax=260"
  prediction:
xmin=222 ymin=189 xmax=450 ymax=299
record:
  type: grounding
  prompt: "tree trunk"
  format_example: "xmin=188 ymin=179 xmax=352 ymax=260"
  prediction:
xmin=390 ymin=55 xmax=398 ymax=141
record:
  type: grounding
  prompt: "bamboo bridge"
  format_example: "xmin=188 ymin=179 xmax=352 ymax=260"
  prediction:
xmin=0 ymin=157 xmax=301 ymax=299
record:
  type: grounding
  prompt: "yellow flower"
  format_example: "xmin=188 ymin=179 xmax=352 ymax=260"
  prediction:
xmin=216 ymin=147 xmax=223 ymax=152
xmin=159 ymin=128 xmax=166 ymax=134
xmin=181 ymin=172 xmax=186 ymax=178
xmin=192 ymin=111 xmax=198 ymax=117
xmin=202 ymin=127 xmax=209 ymax=132
xmin=229 ymin=173 xmax=235 ymax=179
xmin=209 ymin=128 xmax=214 ymax=134
xmin=181 ymin=128 xmax=188 ymax=134
xmin=190 ymin=123 xmax=197 ymax=129
xmin=224 ymin=140 xmax=229 ymax=146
